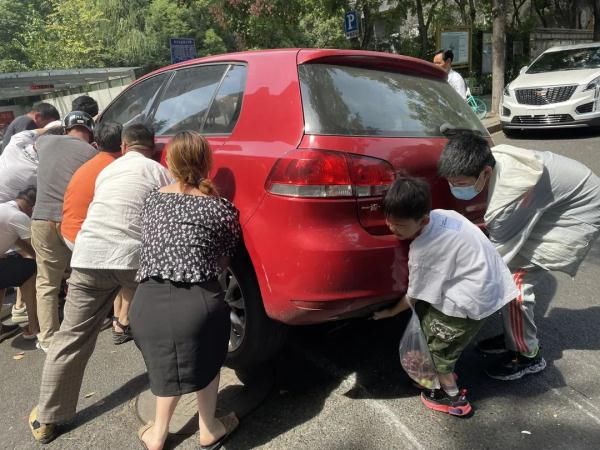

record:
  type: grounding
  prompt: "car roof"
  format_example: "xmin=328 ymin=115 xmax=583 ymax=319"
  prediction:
xmin=139 ymin=48 xmax=446 ymax=83
xmin=544 ymin=42 xmax=600 ymax=53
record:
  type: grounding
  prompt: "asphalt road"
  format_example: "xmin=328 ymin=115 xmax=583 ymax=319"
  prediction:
xmin=2 ymin=127 xmax=600 ymax=450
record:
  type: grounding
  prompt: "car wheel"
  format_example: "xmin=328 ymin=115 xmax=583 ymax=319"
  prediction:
xmin=222 ymin=247 xmax=287 ymax=370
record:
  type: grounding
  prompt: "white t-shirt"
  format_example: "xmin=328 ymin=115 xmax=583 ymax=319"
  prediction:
xmin=0 ymin=130 xmax=38 ymax=203
xmin=447 ymin=69 xmax=467 ymax=99
xmin=0 ymin=201 xmax=31 ymax=254
xmin=71 ymin=151 xmax=172 ymax=270
xmin=407 ymin=209 xmax=517 ymax=320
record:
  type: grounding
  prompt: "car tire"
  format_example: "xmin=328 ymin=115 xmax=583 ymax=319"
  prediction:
xmin=223 ymin=246 xmax=288 ymax=370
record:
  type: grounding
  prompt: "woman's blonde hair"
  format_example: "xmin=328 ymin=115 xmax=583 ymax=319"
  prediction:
xmin=167 ymin=130 xmax=218 ymax=196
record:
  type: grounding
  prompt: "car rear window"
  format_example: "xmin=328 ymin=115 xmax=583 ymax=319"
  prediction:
xmin=527 ymin=47 xmax=600 ymax=73
xmin=299 ymin=64 xmax=486 ymax=137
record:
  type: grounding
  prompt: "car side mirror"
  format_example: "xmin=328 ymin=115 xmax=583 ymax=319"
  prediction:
xmin=519 ymin=66 xmax=528 ymax=75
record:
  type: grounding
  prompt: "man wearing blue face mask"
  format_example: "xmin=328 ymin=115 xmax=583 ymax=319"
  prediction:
xmin=438 ymin=133 xmax=600 ymax=381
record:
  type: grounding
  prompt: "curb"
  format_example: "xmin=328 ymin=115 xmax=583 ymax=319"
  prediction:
xmin=482 ymin=115 xmax=503 ymax=134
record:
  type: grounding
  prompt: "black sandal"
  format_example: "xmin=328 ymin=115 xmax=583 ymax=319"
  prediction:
xmin=112 ymin=320 xmax=133 ymax=345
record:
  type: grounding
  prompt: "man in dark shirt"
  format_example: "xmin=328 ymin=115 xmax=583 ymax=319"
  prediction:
xmin=0 ymin=103 xmax=59 ymax=153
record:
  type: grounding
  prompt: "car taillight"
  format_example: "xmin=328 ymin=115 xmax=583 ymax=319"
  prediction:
xmin=266 ymin=149 xmax=394 ymax=198
xmin=348 ymin=154 xmax=395 ymax=197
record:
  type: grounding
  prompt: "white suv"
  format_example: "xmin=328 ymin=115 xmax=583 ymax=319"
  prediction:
xmin=501 ymin=43 xmax=600 ymax=133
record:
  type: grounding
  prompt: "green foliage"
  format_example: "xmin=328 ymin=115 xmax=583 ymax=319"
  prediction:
xmin=0 ymin=0 xmax=595 ymax=74
xmin=23 ymin=0 xmax=108 ymax=69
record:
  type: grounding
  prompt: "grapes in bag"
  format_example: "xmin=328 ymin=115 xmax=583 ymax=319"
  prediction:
xmin=399 ymin=307 xmax=440 ymax=390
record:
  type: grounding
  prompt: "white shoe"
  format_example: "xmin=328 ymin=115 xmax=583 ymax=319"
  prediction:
xmin=11 ymin=305 xmax=29 ymax=324
xmin=36 ymin=341 xmax=49 ymax=353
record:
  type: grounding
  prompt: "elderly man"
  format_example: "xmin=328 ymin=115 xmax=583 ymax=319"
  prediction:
xmin=29 ymin=123 xmax=171 ymax=444
xmin=30 ymin=111 xmax=97 ymax=352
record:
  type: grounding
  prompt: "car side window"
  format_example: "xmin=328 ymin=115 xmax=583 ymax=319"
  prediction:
xmin=101 ymin=73 xmax=169 ymax=126
xmin=152 ymin=65 xmax=227 ymax=136
xmin=203 ymin=65 xmax=247 ymax=134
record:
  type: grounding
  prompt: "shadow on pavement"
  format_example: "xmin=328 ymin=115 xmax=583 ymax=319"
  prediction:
xmin=61 ymin=373 xmax=149 ymax=434
xmin=231 ymin=257 xmax=600 ymax=448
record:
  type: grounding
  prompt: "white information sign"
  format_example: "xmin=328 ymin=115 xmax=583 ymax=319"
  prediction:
xmin=440 ymin=31 xmax=470 ymax=66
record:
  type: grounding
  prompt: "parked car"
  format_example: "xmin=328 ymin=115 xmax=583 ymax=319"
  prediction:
xmin=98 ymin=49 xmax=488 ymax=369
xmin=501 ymin=42 xmax=600 ymax=134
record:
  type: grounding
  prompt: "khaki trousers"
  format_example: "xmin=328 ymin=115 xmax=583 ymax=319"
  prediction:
xmin=37 ymin=268 xmax=138 ymax=424
xmin=30 ymin=220 xmax=72 ymax=347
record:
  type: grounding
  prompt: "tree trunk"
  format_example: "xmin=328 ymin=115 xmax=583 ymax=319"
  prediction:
xmin=491 ymin=0 xmax=506 ymax=115
xmin=415 ymin=0 xmax=428 ymax=57
xmin=533 ymin=0 xmax=548 ymax=28
xmin=594 ymin=0 xmax=600 ymax=41
xmin=360 ymin=4 xmax=374 ymax=49
xmin=468 ymin=0 xmax=476 ymax=28
xmin=454 ymin=0 xmax=468 ymax=26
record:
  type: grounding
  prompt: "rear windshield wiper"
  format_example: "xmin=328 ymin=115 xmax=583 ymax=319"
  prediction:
xmin=440 ymin=123 xmax=483 ymax=136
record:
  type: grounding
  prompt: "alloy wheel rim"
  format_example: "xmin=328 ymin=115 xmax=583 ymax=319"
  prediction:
xmin=221 ymin=270 xmax=246 ymax=352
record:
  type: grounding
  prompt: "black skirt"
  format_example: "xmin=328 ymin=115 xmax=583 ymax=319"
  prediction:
xmin=130 ymin=277 xmax=230 ymax=397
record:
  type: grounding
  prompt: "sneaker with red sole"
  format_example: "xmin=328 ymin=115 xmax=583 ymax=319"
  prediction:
xmin=421 ymin=388 xmax=472 ymax=417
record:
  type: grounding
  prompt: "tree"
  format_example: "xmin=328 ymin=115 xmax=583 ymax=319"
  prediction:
xmin=413 ymin=0 xmax=442 ymax=58
xmin=20 ymin=0 xmax=108 ymax=69
xmin=491 ymin=0 xmax=506 ymax=115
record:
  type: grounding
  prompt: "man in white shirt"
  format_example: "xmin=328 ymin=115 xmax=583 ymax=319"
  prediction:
xmin=433 ymin=49 xmax=468 ymax=99
xmin=0 ymin=122 xmax=62 ymax=203
xmin=29 ymin=124 xmax=172 ymax=444
xmin=0 ymin=187 xmax=38 ymax=342
xmin=373 ymin=177 xmax=517 ymax=417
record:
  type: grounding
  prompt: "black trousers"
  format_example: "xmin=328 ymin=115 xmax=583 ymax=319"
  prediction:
xmin=0 ymin=253 xmax=36 ymax=289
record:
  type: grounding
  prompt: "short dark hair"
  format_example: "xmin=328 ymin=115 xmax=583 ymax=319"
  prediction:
xmin=94 ymin=121 xmax=122 ymax=153
xmin=43 ymin=125 xmax=66 ymax=136
xmin=383 ymin=177 xmax=431 ymax=220
xmin=32 ymin=103 xmax=60 ymax=121
xmin=122 ymin=123 xmax=155 ymax=149
xmin=16 ymin=186 xmax=36 ymax=205
xmin=438 ymin=134 xmax=496 ymax=178
xmin=71 ymin=95 xmax=99 ymax=117
xmin=435 ymin=49 xmax=454 ymax=63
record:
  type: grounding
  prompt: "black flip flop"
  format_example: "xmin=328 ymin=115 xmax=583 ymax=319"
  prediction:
xmin=200 ymin=413 xmax=239 ymax=450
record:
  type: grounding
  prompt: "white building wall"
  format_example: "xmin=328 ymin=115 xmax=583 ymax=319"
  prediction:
xmin=42 ymin=84 xmax=129 ymax=117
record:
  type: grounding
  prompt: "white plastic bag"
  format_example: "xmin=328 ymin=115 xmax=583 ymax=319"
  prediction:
xmin=399 ymin=305 xmax=440 ymax=390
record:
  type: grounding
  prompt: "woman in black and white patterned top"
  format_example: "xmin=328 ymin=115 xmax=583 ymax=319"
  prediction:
xmin=130 ymin=131 xmax=241 ymax=450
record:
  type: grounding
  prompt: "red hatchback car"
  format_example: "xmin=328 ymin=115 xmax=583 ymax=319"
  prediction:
xmin=99 ymin=49 xmax=488 ymax=369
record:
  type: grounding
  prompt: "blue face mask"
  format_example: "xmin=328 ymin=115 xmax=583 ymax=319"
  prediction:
xmin=449 ymin=173 xmax=484 ymax=201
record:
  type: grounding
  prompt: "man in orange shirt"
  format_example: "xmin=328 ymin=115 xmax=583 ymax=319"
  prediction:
xmin=62 ymin=121 xmax=134 ymax=345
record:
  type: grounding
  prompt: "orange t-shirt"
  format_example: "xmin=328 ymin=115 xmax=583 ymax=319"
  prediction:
xmin=61 ymin=152 xmax=119 ymax=243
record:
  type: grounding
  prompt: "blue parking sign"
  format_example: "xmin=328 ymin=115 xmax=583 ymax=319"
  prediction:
xmin=170 ymin=38 xmax=198 ymax=64
xmin=344 ymin=11 xmax=359 ymax=39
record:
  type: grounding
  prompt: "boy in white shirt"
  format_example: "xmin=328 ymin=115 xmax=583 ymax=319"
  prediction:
xmin=374 ymin=177 xmax=517 ymax=416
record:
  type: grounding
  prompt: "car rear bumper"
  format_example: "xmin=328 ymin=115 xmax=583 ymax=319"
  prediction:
xmin=244 ymin=195 xmax=407 ymax=325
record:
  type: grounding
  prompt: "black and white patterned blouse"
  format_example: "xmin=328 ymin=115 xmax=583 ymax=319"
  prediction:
xmin=136 ymin=190 xmax=241 ymax=283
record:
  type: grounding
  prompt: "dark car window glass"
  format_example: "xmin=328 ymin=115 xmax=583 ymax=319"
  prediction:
xmin=527 ymin=47 xmax=600 ymax=74
xmin=101 ymin=73 xmax=168 ymax=126
xmin=153 ymin=65 xmax=227 ymax=136
xmin=203 ymin=65 xmax=247 ymax=134
xmin=299 ymin=64 xmax=486 ymax=137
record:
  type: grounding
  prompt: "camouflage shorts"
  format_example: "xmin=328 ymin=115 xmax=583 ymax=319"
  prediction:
xmin=415 ymin=301 xmax=486 ymax=374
